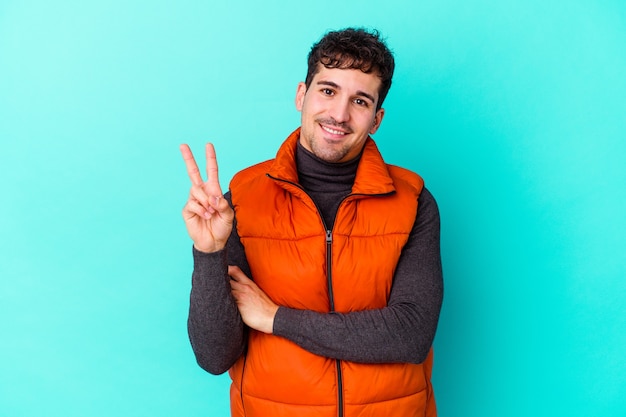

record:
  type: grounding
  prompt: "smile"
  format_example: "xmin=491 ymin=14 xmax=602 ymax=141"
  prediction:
xmin=320 ymin=124 xmax=347 ymax=136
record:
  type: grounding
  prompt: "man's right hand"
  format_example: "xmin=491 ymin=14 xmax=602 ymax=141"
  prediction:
xmin=180 ymin=143 xmax=234 ymax=253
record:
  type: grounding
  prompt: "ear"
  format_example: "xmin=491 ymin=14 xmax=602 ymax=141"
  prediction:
xmin=369 ymin=108 xmax=385 ymax=134
xmin=295 ymin=82 xmax=307 ymax=111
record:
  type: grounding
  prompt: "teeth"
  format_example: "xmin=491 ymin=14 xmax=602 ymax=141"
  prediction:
xmin=322 ymin=125 xmax=346 ymax=135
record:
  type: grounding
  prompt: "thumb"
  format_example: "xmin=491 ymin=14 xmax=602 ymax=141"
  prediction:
xmin=228 ymin=265 xmax=247 ymax=282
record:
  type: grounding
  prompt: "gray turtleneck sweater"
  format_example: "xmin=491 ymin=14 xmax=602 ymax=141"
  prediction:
xmin=187 ymin=142 xmax=443 ymax=375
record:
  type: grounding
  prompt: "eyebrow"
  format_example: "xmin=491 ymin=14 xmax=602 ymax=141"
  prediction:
xmin=316 ymin=80 xmax=377 ymax=105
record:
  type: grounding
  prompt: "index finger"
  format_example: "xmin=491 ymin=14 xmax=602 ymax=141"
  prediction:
xmin=180 ymin=144 xmax=204 ymax=186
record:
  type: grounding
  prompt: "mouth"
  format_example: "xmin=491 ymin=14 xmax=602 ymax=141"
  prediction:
xmin=319 ymin=123 xmax=351 ymax=138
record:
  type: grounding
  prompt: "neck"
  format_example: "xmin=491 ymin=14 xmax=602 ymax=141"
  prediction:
xmin=296 ymin=142 xmax=360 ymax=229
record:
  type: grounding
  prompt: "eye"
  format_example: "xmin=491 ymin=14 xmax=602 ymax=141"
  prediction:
xmin=354 ymin=98 xmax=369 ymax=107
xmin=321 ymin=88 xmax=334 ymax=96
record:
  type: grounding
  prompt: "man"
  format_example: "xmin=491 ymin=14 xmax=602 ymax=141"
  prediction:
xmin=180 ymin=28 xmax=443 ymax=417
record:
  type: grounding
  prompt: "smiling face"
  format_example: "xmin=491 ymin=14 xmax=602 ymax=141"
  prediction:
xmin=295 ymin=65 xmax=385 ymax=163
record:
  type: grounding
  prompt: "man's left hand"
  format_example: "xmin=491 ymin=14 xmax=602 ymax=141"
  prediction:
xmin=229 ymin=266 xmax=279 ymax=334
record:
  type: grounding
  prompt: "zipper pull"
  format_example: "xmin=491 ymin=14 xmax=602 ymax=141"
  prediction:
xmin=326 ymin=230 xmax=332 ymax=244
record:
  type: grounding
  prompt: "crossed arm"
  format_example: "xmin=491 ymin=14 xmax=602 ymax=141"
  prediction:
xmin=181 ymin=144 xmax=443 ymax=374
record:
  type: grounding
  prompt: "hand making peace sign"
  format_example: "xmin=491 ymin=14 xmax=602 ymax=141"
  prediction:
xmin=180 ymin=143 xmax=234 ymax=253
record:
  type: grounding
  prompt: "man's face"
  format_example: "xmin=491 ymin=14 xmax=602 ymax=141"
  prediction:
xmin=295 ymin=66 xmax=385 ymax=163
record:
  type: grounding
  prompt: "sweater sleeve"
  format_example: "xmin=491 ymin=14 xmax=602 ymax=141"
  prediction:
xmin=187 ymin=193 xmax=249 ymax=374
xmin=272 ymin=187 xmax=444 ymax=364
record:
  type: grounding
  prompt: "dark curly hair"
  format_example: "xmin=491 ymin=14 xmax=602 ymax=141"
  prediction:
xmin=305 ymin=28 xmax=395 ymax=110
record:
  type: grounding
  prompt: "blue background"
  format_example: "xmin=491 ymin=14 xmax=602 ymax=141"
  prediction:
xmin=1 ymin=1 xmax=625 ymax=415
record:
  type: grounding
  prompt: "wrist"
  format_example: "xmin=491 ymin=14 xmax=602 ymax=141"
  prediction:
xmin=265 ymin=305 xmax=280 ymax=334
xmin=193 ymin=242 xmax=225 ymax=253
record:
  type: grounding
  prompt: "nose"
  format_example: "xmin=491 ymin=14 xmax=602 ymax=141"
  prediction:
xmin=328 ymin=99 xmax=350 ymax=123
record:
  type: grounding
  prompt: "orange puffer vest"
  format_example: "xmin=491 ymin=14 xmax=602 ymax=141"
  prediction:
xmin=228 ymin=129 xmax=436 ymax=417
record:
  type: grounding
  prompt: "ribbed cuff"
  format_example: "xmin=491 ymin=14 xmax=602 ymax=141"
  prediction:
xmin=272 ymin=306 xmax=303 ymax=341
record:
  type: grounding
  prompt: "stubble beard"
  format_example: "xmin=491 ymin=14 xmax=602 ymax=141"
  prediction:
xmin=303 ymin=119 xmax=353 ymax=163
xmin=303 ymin=132 xmax=352 ymax=163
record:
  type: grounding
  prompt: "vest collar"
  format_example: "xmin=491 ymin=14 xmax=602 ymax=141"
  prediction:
xmin=267 ymin=127 xmax=396 ymax=196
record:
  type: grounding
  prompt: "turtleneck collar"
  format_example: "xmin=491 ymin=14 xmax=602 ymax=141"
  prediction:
xmin=296 ymin=141 xmax=361 ymax=193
